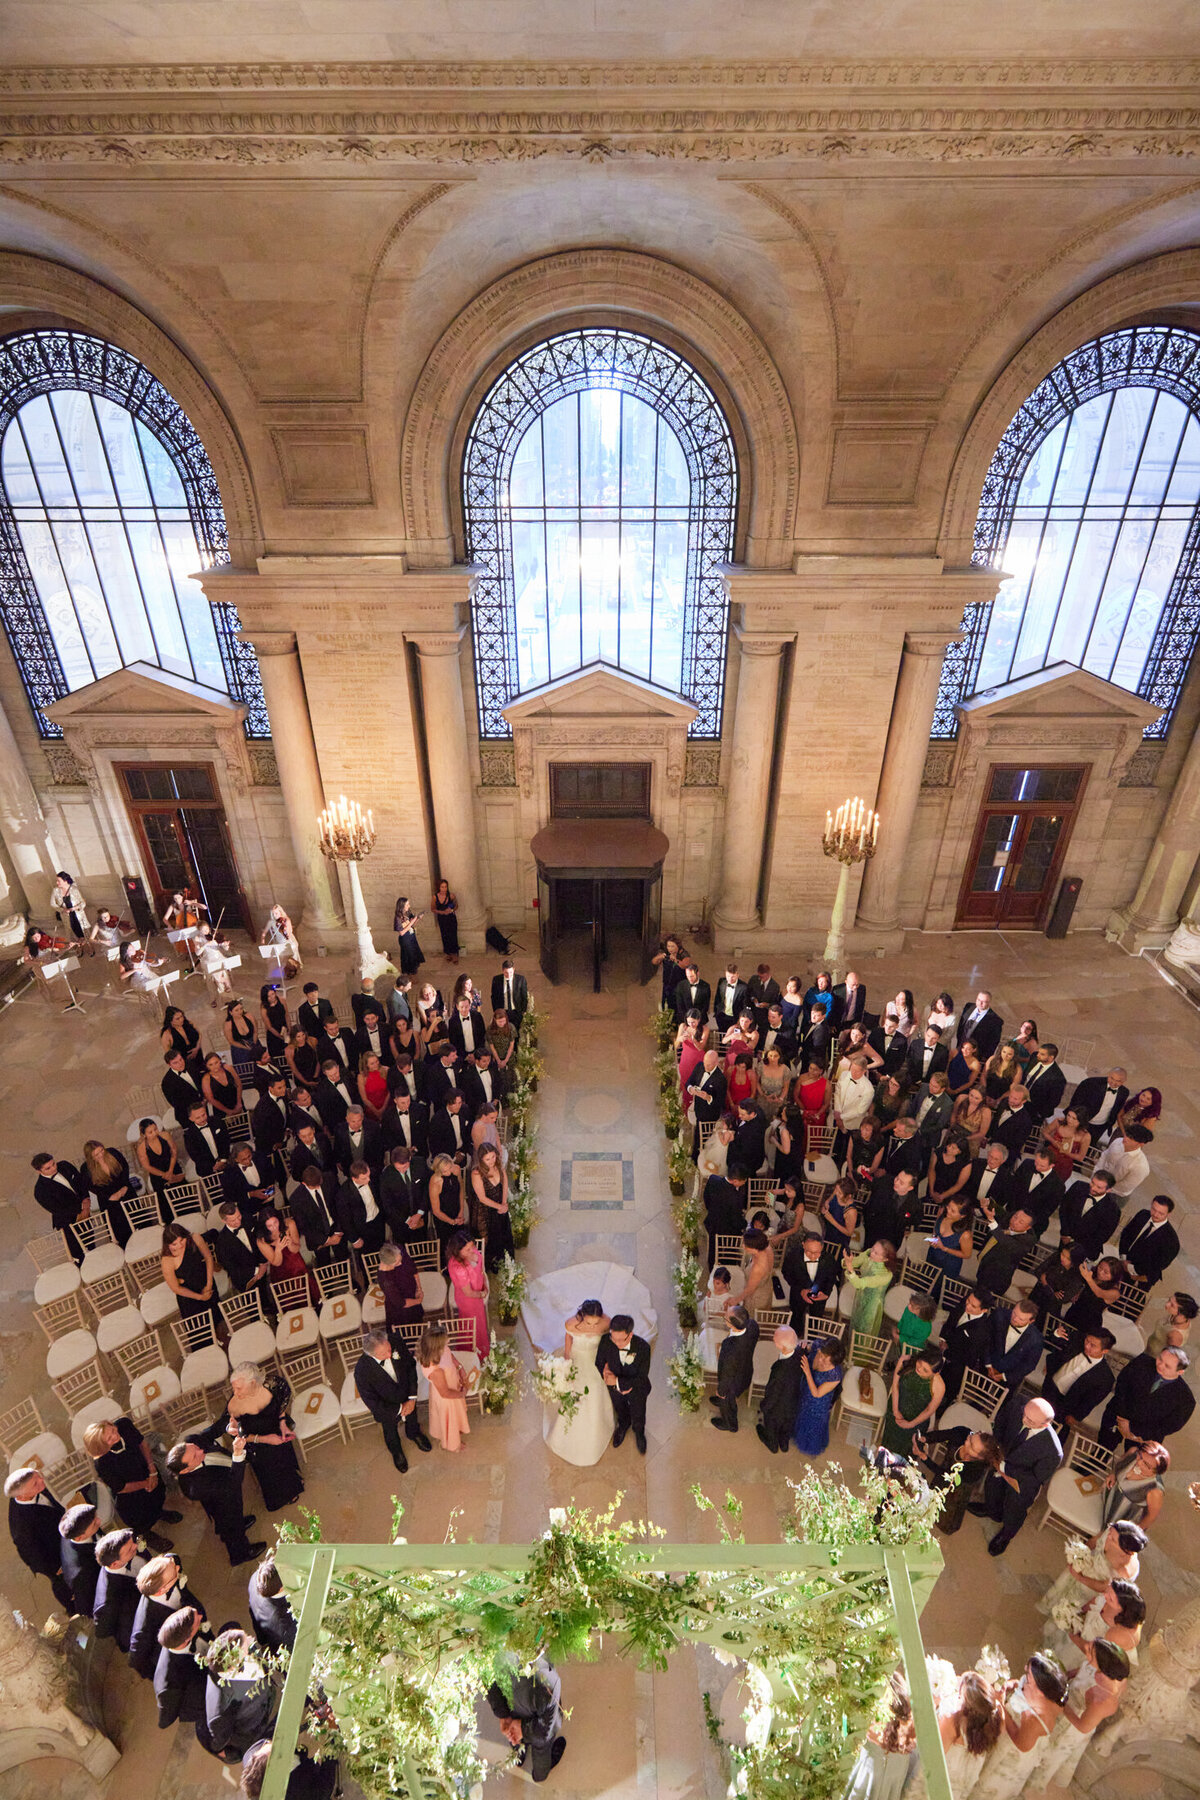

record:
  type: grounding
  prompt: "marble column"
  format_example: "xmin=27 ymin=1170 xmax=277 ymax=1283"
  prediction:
xmin=240 ymin=630 xmax=344 ymax=933
xmin=1113 ymin=714 xmax=1200 ymax=948
xmin=412 ymin=627 xmax=487 ymax=947
xmin=0 ymin=695 xmax=62 ymax=913
xmin=713 ymin=626 xmax=791 ymax=937
xmin=856 ymin=629 xmax=960 ymax=936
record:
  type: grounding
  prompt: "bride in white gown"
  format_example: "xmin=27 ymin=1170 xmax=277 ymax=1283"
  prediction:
xmin=543 ymin=1300 xmax=614 ymax=1468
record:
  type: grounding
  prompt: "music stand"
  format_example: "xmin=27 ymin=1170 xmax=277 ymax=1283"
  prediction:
xmin=40 ymin=954 xmax=85 ymax=1014
xmin=167 ymin=925 xmax=201 ymax=980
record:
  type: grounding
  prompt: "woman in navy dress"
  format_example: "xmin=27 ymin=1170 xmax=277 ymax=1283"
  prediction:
xmin=793 ymin=1338 xmax=845 ymax=1456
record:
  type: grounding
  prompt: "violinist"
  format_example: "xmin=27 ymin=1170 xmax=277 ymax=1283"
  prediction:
xmin=118 ymin=940 xmax=165 ymax=990
xmin=88 ymin=908 xmax=125 ymax=952
xmin=22 ymin=925 xmax=66 ymax=965
xmin=196 ymin=924 xmax=233 ymax=993
xmin=261 ymin=902 xmax=301 ymax=970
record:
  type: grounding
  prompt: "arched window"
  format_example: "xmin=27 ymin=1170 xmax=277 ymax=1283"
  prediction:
xmin=0 ymin=329 xmax=268 ymax=738
xmin=934 ymin=325 xmax=1200 ymax=740
xmin=462 ymin=328 xmax=737 ymax=739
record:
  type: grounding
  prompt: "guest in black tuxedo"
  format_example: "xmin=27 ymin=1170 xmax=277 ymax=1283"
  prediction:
xmin=448 ymin=997 xmax=488 ymax=1062
xmin=879 ymin=1118 xmax=925 ymax=1182
xmin=422 ymin=1045 xmax=462 ymax=1109
xmin=967 ymin=1395 xmax=1062 ymax=1554
xmin=1058 ymin=1169 xmax=1120 ymax=1259
xmin=904 ymin=1025 xmax=949 ymax=1088
xmin=1099 ymin=1347 xmax=1195 ymax=1448
xmin=712 ymin=964 xmax=750 ymax=1034
xmin=988 ymin=1086 xmax=1034 ymax=1159
xmin=781 ymin=1233 xmax=839 ymax=1334
xmin=983 ymin=1299 xmax=1044 ymax=1390
xmin=333 ymin=1106 xmax=383 ymax=1181
xmin=58 ymin=1501 xmax=102 ymax=1616
xmin=909 ymin=1073 xmax=953 ymax=1150
xmin=1119 ymin=1196 xmax=1181 ymax=1289
xmin=184 ymin=1103 xmax=230 ymax=1177
xmin=756 ymin=1325 xmax=806 ymax=1452
xmin=868 ymin=1014 xmax=910 ymax=1076
xmin=318 ymin=1015 xmax=357 ymax=1076
xmin=687 ymin=1050 xmax=727 ymax=1157
xmin=1043 ymin=1329 xmax=1115 ymax=1430
xmin=248 ymin=1556 xmax=297 ymax=1653
xmin=703 ymin=1170 xmax=748 ymax=1268
xmin=490 ymin=959 xmax=530 ymax=1034
xmin=380 ymin=1089 xmax=428 ymax=1157
xmin=313 ymin=1059 xmax=355 ymax=1131
xmin=131 ymin=1552 xmax=208 ymax=1678
xmin=833 ymin=971 xmax=867 ymax=1031
xmin=93 ymin=1527 xmax=148 ymax=1651
xmin=956 ymin=992 xmax=1004 ymax=1061
xmin=799 ymin=1007 xmax=834 ymax=1068
xmin=6 ymin=1467 xmax=72 ymax=1611
xmin=161 ymin=1051 xmax=205 ymax=1126
xmin=937 ymin=1291 xmax=992 ymax=1405
xmin=863 ymin=1169 xmax=917 ymax=1253
xmin=30 ymin=1151 xmax=91 ymax=1235
xmin=250 ymin=1077 xmax=290 ymax=1170
xmin=337 ymin=1161 xmax=387 ymax=1255
xmin=965 ymin=1143 xmax=1017 ymax=1220
xmin=154 ymin=1606 xmax=211 ymax=1733
xmin=759 ymin=1004 xmax=798 ymax=1067
xmin=205 ymin=1628 xmax=278 ymax=1761
xmin=221 ymin=1143 xmax=276 ymax=1218
xmin=166 ymin=1424 xmax=266 ymax=1567
xmin=712 ymin=1306 xmax=759 ymax=1431
xmin=672 ymin=963 xmax=711 ymax=1025
xmin=297 ymin=983 xmax=334 ymax=1038
xmin=287 ymin=1122 xmax=337 ymax=1186
xmin=486 ymin=1654 xmax=566 ymax=1783
xmin=213 ymin=1203 xmax=275 ymax=1312
xmin=353 ymin=1005 xmax=392 ymax=1067
xmin=287 ymin=1087 xmax=324 ymax=1138
xmin=596 ymin=1315 xmax=652 ymax=1452
xmin=1070 ymin=1068 xmax=1129 ymax=1143
xmin=462 ymin=1048 xmax=503 ymax=1117
xmin=353 ymin=1326 xmax=432 ymax=1471
xmin=289 ymin=1166 xmax=344 ymax=1267
xmin=380 ymin=1147 xmax=429 ymax=1243
xmin=731 ymin=1101 xmax=768 ymax=1175
xmin=974 ymin=1210 xmax=1036 ymax=1300
xmin=1024 ymin=1045 xmax=1067 ymax=1123
xmin=747 ymin=964 xmax=782 ymax=1031
xmin=1010 ymin=1147 xmax=1065 ymax=1234
xmin=429 ymin=1092 xmax=470 ymax=1163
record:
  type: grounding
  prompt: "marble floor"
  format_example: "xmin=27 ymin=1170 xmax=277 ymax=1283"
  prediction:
xmin=0 ymin=926 xmax=1196 ymax=1799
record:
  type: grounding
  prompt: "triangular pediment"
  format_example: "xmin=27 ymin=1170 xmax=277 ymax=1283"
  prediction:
xmin=44 ymin=662 xmax=245 ymax=723
xmin=958 ymin=663 xmax=1162 ymax=727
xmin=502 ymin=662 xmax=697 ymax=724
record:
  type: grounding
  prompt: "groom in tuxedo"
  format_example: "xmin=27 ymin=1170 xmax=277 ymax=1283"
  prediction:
xmin=596 ymin=1315 xmax=651 ymax=1454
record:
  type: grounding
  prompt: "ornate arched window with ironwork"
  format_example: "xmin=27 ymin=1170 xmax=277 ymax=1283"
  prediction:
xmin=0 ymin=328 xmax=269 ymax=739
xmin=462 ymin=328 xmax=738 ymax=740
xmin=933 ymin=325 xmax=1200 ymax=740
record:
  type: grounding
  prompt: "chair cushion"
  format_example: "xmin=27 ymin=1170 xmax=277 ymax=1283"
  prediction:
xmin=69 ymin=1397 xmax=123 ymax=1451
xmin=939 ymin=1402 xmax=992 ymax=1437
xmin=318 ymin=1294 xmax=362 ymax=1339
xmin=180 ymin=1344 xmax=230 ymax=1392
xmin=836 ymin=1286 xmax=855 ymax=1320
xmin=1102 ymin=1311 xmax=1145 ymax=1358
xmin=129 ymin=1365 xmax=182 ymax=1414
xmin=1045 ymin=1467 xmax=1105 ymax=1536
xmin=883 ymin=1285 xmax=915 ymax=1322
xmin=33 ymin=1264 xmax=81 ymax=1306
xmin=418 ymin=1272 xmax=448 ymax=1313
xmin=9 ymin=1432 xmax=69 ymax=1474
xmin=339 ymin=1371 xmax=370 ymax=1417
xmin=751 ymin=1342 xmax=778 ymax=1387
xmin=840 ymin=1370 xmax=887 ymax=1418
xmin=95 ymin=1307 xmax=146 ymax=1354
xmin=361 ymin=1284 xmax=386 ymax=1326
xmin=138 ymin=1284 xmax=180 ymax=1328
xmin=123 ymin=1227 xmax=163 ymax=1263
xmin=228 ymin=1321 xmax=278 ymax=1365
xmin=292 ymin=1384 xmax=341 ymax=1439
xmin=46 ymin=1328 xmax=97 ymax=1379
xmin=275 ymin=1307 xmax=319 ymax=1351
xmin=79 ymin=1244 xmax=125 ymax=1284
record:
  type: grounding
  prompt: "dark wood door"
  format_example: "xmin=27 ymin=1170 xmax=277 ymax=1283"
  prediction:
xmin=117 ymin=762 xmax=253 ymax=933
xmin=955 ymin=765 xmax=1087 ymax=929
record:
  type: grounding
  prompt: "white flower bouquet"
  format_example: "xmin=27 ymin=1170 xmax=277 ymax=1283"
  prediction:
xmin=1064 ymin=1536 xmax=1109 ymax=1582
xmin=531 ymin=1353 xmax=582 ymax=1426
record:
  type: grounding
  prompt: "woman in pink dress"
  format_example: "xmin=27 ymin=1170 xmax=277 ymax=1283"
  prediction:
xmin=675 ymin=1010 xmax=707 ymax=1096
xmin=419 ymin=1322 xmax=471 ymax=1452
xmin=446 ymin=1230 xmax=490 ymax=1358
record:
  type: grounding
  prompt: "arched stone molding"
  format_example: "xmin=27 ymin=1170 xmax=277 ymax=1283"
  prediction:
xmin=398 ymin=248 xmax=801 ymax=568
xmin=0 ymin=250 xmax=262 ymax=564
xmin=938 ymin=247 xmax=1200 ymax=569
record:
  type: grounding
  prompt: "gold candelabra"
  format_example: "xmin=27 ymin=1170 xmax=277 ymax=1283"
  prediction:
xmin=316 ymin=794 xmax=391 ymax=979
xmin=821 ymin=796 xmax=880 ymax=981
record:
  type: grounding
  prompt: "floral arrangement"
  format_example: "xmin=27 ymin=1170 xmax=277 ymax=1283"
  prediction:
xmin=1063 ymin=1536 xmax=1109 ymax=1581
xmin=531 ymin=1353 xmax=582 ymax=1426
xmin=672 ymin=1249 xmax=706 ymax=1330
xmin=648 ymin=1003 xmax=677 ymax=1052
xmin=1049 ymin=1591 xmax=1085 ymax=1635
xmin=670 ymin=1185 xmax=702 ymax=1252
xmin=507 ymin=1179 xmax=539 ymax=1248
xmin=660 ymin=1085 xmax=685 ymax=1138
xmin=494 ymin=1252 xmax=526 ymax=1326
xmin=508 ymin=1126 xmax=540 ymax=1190
xmin=667 ymin=1135 xmax=693 ymax=1195
xmin=667 ymin=1334 xmax=706 ymax=1412
xmin=975 ymin=1644 xmax=1011 ymax=1691
xmin=477 ymin=1338 xmax=523 ymax=1414
xmin=521 ymin=1000 xmax=543 ymax=1046
xmin=513 ymin=1033 xmax=545 ymax=1090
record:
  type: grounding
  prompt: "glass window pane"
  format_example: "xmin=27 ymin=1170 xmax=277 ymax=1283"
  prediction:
xmin=650 ymin=518 xmax=687 ymax=694
xmin=579 ymin=389 xmax=621 ymax=510
xmin=12 ymin=517 xmax=93 ymax=688
xmin=970 ymin=814 xmax=1019 ymax=892
xmin=545 ymin=519 xmax=581 ymax=681
xmin=17 ymin=396 xmax=75 ymax=508
xmin=541 ymin=397 xmax=578 ymax=510
xmin=619 ymin=394 xmax=659 ymax=509
xmin=579 ymin=518 xmax=619 ymax=666
xmin=508 ymin=416 xmax=544 ymax=510
xmin=94 ymin=396 xmax=154 ymax=509
xmin=135 ymin=418 xmax=189 ymax=508
xmin=656 ymin=425 xmax=690 ymax=509
xmin=83 ymin=517 xmax=159 ymax=668
xmin=618 ymin=519 xmax=655 ymax=681
xmin=49 ymin=391 xmax=118 ymax=511
xmin=511 ymin=519 xmax=549 ymax=692
xmin=1 ymin=419 xmax=41 ymax=509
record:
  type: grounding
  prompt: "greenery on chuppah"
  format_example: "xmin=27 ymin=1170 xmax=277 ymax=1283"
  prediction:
xmin=267 ymin=1471 xmax=946 ymax=1800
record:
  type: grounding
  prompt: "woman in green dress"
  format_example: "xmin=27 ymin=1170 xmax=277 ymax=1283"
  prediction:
xmin=842 ymin=1240 xmax=895 ymax=1337
xmin=881 ymin=1347 xmax=945 ymax=1457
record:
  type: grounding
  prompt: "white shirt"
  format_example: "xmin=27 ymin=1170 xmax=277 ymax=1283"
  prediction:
xmin=1091 ymin=1087 xmax=1120 ymax=1127
xmin=450 ymin=1112 xmax=463 ymax=1148
xmin=1005 ymin=1324 xmax=1024 ymax=1352
xmin=977 ymin=1167 xmax=998 ymax=1199
xmin=330 ymin=1038 xmax=349 ymax=1066
xmin=355 ymin=1183 xmax=379 ymax=1224
xmin=1096 ymin=1141 xmax=1150 ymax=1197
xmin=833 ymin=1069 xmax=872 ymax=1131
xmin=1055 ymin=1351 xmax=1102 ymax=1390
xmin=391 ymin=1111 xmax=412 ymax=1144
xmin=504 ymin=976 xmax=514 ymax=1012
xmin=476 ymin=1067 xmax=494 ymax=1103
xmin=198 ymin=1126 xmax=218 ymax=1158
xmin=242 ymin=1160 xmax=261 ymax=1186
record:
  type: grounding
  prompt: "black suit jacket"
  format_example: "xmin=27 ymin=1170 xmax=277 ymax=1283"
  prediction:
xmin=352 ymin=1022 xmax=393 ymax=1067
xmin=422 ymin=1060 xmax=461 ymax=1109
xmin=313 ymin=1075 xmax=355 ymax=1132
xmin=428 ymin=1107 xmax=469 ymax=1160
xmin=990 ymin=1103 xmax=1034 ymax=1159
xmin=1024 ymin=1060 xmax=1067 ymax=1122
xmin=289 ymin=1181 xmax=341 ymax=1256
xmin=250 ymin=1093 xmax=290 ymax=1156
xmin=221 ymin=1159 xmax=275 ymax=1216
xmin=800 ymin=1020 xmax=834 ymax=1066
xmin=248 ymin=1584 xmax=297 ymax=1654
xmin=33 ymin=1164 xmax=90 ymax=1229
xmin=688 ymin=1064 xmax=727 ymax=1123
xmin=448 ymin=1009 xmax=488 ymax=1062
xmin=703 ymin=1176 xmax=746 ymax=1246
xmin=996 ymin=1412 xmax=1062 ymax=1508
xmin=462 ymin=1064 xmax=503 ymax=1118
xmin=1011 ymin=1164 xmax=1066 ymax=1231
xmin=673 ymin=978 xmax=712 ymax=1024
xmin=880 ymin=1133 xmax=925 ymax=1181
xmin=333 ymin=1118 xmax=383 ymax=1179
xmin=9 ymin=1492 xmax=65 ymax=1578
xmin=490 ymin=969 xmax=529 ymax=1021
xmin=957 ymin=1007 xmax=1004 ymax=1060
xmin=716 ymin=1322 xmax=759 ymax=1399
xmin=214 ymin=1224 xmax=266 ymax=1291
xmin=288 ymin=1134 xmax=338 ymax=1184
xmin=862 ymin=1175 xmax=914 ymax=1250
xmin=380 ymin=1101 xmax=429 ymax=1156
xmin=712 ymin=976 xmax=749 ymax=1024
xmin=297 ymin=998 xmax=334 ymax=1039
xmin=184 ymin=1118 xmax=230 ymax=1176
xmin=94 ymin=1563 xmax=142 ymax=1652
xmin=1109 ymin=1352 xmax=1196 ymax=1439
xmin=353 ymin=1341 xmax=419 ymax=1421
xmin=759 ymin=1025 xmax=798 ymax=1066
xmin=939 ymin=1307 xmax=993 ymax=1388
xmin=154 ymin=1644 xmax=208 ymax=1727
xmin=177 ymin=1424 xmax=249 ymax=1546
xmin=780 ymin=1244 xmax=839 ymax=1313
xmin=760 ymin=1350 xmax=806 ymax=1434
xmin=904 ymin=1040 xmax=950 ymax=1086
xmin=596 ymin=1333 xmax=652 ymax=1397
xmin=731 ymin=1113 xmax=767 ymax=1175
xmin=131 ymin=1581 xmax=205 ymax=1678
xmin=205 ymin=1671 xmax=277 ymax=1759
xmin=316 ymin=1027 xmax=357 ymax=1073
xmin=985 ymin=1308 xmax=1044 ymax=1387
xmin=379 ymin=1164 xmax=429 ymax=1242
xmin=965 ymin=1161 xmax=1018 ymax=1216
xmin=1058 ymin=1182 xmax=1120 ymax=1259
xmin=1047 ymin=1355 xmax=1114 ymax=1423
xmin=161 ymin=1067 xmax=205 ymax=1126
xmin=1119 ymin=1212 xmax=1181 ymax=1287
xmin=868 ymin=1028 xmax=909 ymax=1077
xmin=975 ymin=1229 xmax=1035 ymax=1300
xmin=1069 ymin=1077 xmax=1129 ymax=1135
xmin=833 ymin=981 xmax=868 ymax=1030
xmin=60 ymin=1532 xmax=100 ymax=1616
xmin=336 ymin=1178 xmax=385 ymax=1244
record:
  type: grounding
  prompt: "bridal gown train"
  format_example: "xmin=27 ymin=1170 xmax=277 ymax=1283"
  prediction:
xmin=543 ymin=1332 xmax=613 ymax=1468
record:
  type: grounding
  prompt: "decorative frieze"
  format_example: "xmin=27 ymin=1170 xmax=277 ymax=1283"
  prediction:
xmin=1119 ymin=741 xmax=1166 ymax=788
xmin=43 ymin=744 xmax=89 ymax=786
xmin=247 ymin=743 xmax=281 ymax=787
xmin=479 ymin=742 xmax=517 ymax=788
xmin=684 ymin=742 xmax=722 ymax=787
xmin=920 ymin=742 xmax=956 ymax=788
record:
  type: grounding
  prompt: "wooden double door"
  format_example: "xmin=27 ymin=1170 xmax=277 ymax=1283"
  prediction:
xmin=955 ymin=764 xmax=1087 ymax=930
xmin=118 ymin=761 xmax=252 ymax=933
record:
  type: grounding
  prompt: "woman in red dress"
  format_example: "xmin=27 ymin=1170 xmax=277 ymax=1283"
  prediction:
xmin=256 ymin=1210 xmax=319 ymax=1303
xmin=675 ymin=1010 xmax=707 ymax=1097
xmin=725 ymin=1053 xmax=757 ymax=1118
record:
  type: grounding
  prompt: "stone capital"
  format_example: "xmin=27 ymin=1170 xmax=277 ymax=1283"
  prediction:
xmin=733 ymin=622 xmax=794 ymax=657
xmin=237 ymin=628 xmax=298 ymax=657
xmin=410 ymin=625 xmax=469 ymax=658
xmin=903 ymin=628 xmax=964 ymax=659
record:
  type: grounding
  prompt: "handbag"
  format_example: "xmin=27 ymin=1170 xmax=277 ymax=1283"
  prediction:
xmin=857 ymin=1366 xmax=875 ymax=1405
